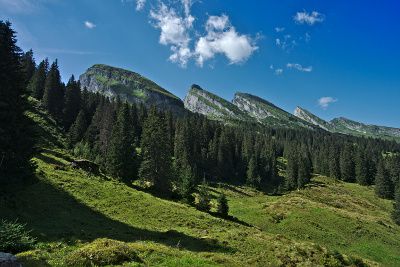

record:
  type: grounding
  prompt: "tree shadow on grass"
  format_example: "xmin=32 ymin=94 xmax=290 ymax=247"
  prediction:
xmin=0 ymin=180 xmax=232 ymax=254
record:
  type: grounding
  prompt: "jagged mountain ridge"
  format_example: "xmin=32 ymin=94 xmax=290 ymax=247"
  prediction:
xmin=79 ymin=64 xmax=399 ymax=141
xmin=79 ymin=64 xmax=185 ymax=113
xmin=295 ymin=106 xmax=400 ymax=141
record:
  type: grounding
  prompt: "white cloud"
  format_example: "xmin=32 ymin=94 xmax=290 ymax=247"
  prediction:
xmin=275 ymin=34 xmax=297 ymax=52
xmin=84 ymin=21 xmax=96 ymax=29
xmin=150 ymin=2 xmax=194 ymax=67
xmin=194 ymin=15 xmax=258 ymax=66
xmin=274 ymin=68 xmax=283 ymax=75
xmin=318 ymin=97 xmax=337 ymax=109
xmin=294 ymin=11 xmax=325 ymax=25
xmin=275 ymin=27 xmax=285 ymax=33
xmin=135 ymin=0 xmax=146 ymax=10
xmin=287 ymin=63 xmax=313 ymax=72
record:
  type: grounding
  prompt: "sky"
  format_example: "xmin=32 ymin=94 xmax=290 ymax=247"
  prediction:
xmin=1 ymin=0 xmax=400 ymax=127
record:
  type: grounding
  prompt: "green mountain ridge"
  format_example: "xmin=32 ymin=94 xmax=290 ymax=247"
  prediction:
xmin=294 ymin=106 xmax=400 ymax=141
xmin=79 ymin=64 xmax=184 ymax=113
xmin=79 ymin=64 xmax=399 ymax=141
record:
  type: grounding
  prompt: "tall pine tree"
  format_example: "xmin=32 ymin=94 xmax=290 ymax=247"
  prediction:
xmin=28 ymin=58 xmax=48 ymax=100
xmin=20 ymin=49 xmax=36 ymax=88
xmin=0 ymin=21 xmax=35 ymax=182
xmin=375 ymin=159 xmax=394 ymax=199
xmin=106 ymin=103 xmax=137 ymax=182
xmin=63 ymin=75 xmax=81 ymax=130
xmin=43 ymin=60 xmax=64 ymax=119
xmin=139 ymin=106 xmax=173 ymax=194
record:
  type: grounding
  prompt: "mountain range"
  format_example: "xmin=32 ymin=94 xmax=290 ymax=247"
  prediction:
xmin=80 ymin=64 xmax=400 ymax=142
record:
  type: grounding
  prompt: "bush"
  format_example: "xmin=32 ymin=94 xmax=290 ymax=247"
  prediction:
xmin=64 ymin=238 xmax=141 ymax=266
xmin=216 ymin=194 xmax=229 ymax=217
xmin=0 ymin=220 xmax=36 ymax=254
xmin=196 ymin=183 xmax=211 ymax=212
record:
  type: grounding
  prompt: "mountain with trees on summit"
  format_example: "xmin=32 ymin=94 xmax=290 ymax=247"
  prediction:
xmin=2 ymin=20 xmax=400 ymax=266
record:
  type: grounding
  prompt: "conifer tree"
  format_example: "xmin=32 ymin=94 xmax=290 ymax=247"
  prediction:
xmin=340 ymin=143 xmax=356 ymax=182
xmin=106 ymin=103 xmax=137 ymax=182
xmin=375 ymin=159 xmax=394 ymax=199
xmin=20 ymin=49 xmax=36 ymax=88
xmin=297 ymin=150 xmax=312 ymax=189
xmin=0 ymin=21 xmax=35 ymax=181
xmin=63 ymin=75 xmax=81 ymax=130
xmin=43 ymin=60 xmax=64 ymax=119
xmin=355 ymin=149 xmax=371 ymax=185
xmin=246 ymin=156 xmax=260 ymax=187
xmin=286 ymin=146 xmax=298 ymax=190
xmin=392 ymin=184 xmax=400 ymax=225
xmin=217 ymin=193 xmax=229 ymax=217
xmin=68 ymin=110 xmax=88 ymax=147
xmin=329 ymin=145 xmax=341 ymax=179
xmin=28 ymin=58 xmax=48 ymax=100
xmin=196 ymin=180 xmax=211 ymax=212
xmin=139 ymin=106 xmax=173 ymax=194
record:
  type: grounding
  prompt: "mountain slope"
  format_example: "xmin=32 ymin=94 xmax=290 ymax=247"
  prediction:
xmin=294 ymin=107 xmax=400 ymax=141
xmin=233 ymin=93 xmax=312 ymax=129
xmin=331 ymin=117 xmax=400 ymax=140
xmin=294 ymin=106 xmax=333 ymax=131
xmin=79 ymin=64 xmax=184 ymax=113
xmin=184 ymin=84 xmax=252 ymax=123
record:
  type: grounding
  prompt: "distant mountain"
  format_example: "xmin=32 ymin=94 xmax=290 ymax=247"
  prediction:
xmin=294 ymin=107 xmax=334 ymax=131
xmin=184 ymin=84 xmax=252 ymax=123
xmin=233 ymin=93 xmax=311 ymax=129
xmin=79 ymin=64 xmax=184 ymax=113
xmin=294 ymin=107 xmax=400 ymax=141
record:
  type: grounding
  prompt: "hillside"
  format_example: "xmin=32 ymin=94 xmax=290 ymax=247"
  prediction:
xmin=79 ymin=64 xmax=184 ymax=113
xmin=294 ymin=107 xmax=400 ymax=142
xmin=184 ymin=84 xmax=252 ymax=123
xmin=2 ymin=97 xmax=399 ymax=267
xmin=233 ymin=93 xmax=312 ymax=129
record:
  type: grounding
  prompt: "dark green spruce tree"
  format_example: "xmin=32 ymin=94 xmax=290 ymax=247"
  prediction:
xmin=20 ymin=49 xmax=36 ymax=88
xmin=68 ymin=109 xmax=88 ymax=147
xmin=297 ymin=149 xmax=312 ymax=189
xmin=340 ymin=143 xmax=356 ymax=182
xmin=217 ymin=193 xmax=229 ymax=217
xmin=0 ymin=21 xmax=35 ymax=182
xmin=28 ymin=58 xmax=48 ymax=100
xmin=375 ymin=159 xmax=394 ymax=199
xmin=355 ymin=149 xmax=372 ymax=185
xmin=139 ymin=106 xmax=173 ymax=194
xmin=106 ymin=103 xmax=137 ymax=182
xmin=286 ymin=146 xmax=298 ymax=190
xmin=63 ymin=75 xmax=81 ymax=130
xmin=392 ymin=184 xmax=400 ymax=225
xmin=42 ymin=60 xmax=64 ymax=119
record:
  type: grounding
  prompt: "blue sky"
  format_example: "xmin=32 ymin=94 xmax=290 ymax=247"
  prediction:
xmin=1 ymin=0 xmax=400 ymax=127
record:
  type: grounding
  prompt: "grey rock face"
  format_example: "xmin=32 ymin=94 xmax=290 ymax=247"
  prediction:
xmin=294 ymin=107 xmax=330 ymax=131
xmin=233 ymin=94 xmax=274 ymax=121
xmin=0 ymin=253 xmax=21 ymax=267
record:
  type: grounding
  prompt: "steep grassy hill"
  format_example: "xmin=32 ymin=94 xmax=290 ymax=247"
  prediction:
xmin=1 ymin=99 xmax=399 ymax=266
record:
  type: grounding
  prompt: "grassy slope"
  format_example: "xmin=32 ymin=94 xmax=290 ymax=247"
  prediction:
xmin=221 ymin=176 xmax=400 ymax=266
xmin=1 ymin=100 xmax=398 ymax=266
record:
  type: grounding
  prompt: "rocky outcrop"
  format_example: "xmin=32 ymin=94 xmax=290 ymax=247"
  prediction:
xmin=233 ymin=93 xmax=275 ymax=120
xmin=294 ymin=107 xmax=331 ymax=131
xmin=79 ymin=64 xmax=184 ymax=114
xmin=184 ymin=85 xmax=249 ymax=121
xmin=0 ymin=253 xmax=21 ymax=267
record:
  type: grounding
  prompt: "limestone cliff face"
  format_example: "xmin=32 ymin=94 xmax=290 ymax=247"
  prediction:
xmin=184 ymin=85 xmax=249 ymax=121
xmin=294 ymin=107 xmax=331 ymax=131
xmin=79 ymin=64 xmax=184 ymax=113
xmin=233 ymin=93 xmax=275 ymax=120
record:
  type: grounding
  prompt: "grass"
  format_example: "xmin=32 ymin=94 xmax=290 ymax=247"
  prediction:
xmin=1 ymin=101 xmax=397 ymax=266
xmin=219 ymin=176 xmax=400 ymax=266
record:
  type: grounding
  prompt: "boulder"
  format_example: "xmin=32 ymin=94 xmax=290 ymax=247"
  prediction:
xmin=71 ymin=159 xmax=100 ymax=175
xmin=0 ymin=253 xmax=21 ymax=267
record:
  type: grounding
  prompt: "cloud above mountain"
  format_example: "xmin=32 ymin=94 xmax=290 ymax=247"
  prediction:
xmin=294 ymin=11 xmax=325 ymax=25
xmin=318 ymin=97 xmax=337 ymax=109
xmin=143 ymin=0 xmax=258 ymax=67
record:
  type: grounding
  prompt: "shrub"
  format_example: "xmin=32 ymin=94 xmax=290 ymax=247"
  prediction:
xmin=216 ymin=194 xmax=229 ymax=217
xmin=64 ymin=238 xmax=141 ymax=266
xmin=0 ymin=220 xmax=36 ymax=254
xmin=196 ymin=183 xmax=211 ymax=212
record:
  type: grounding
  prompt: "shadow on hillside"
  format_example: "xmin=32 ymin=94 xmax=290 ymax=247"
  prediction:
xmin=35 ymin=153 xmax=66 ymax=166
xmin=307 ymin=180 xmax=327 ymax=189
xmin=0 ymin=179 xmax=232 ymax=253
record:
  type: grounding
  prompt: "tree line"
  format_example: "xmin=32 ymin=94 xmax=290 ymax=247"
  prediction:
xmin=1 ymin=20 xmax=399 ymax=223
